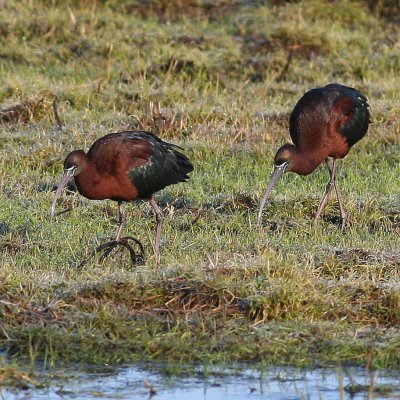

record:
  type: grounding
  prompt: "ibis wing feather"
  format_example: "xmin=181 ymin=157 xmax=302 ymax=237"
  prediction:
xmin=333 ymin=88 xmax=371 ymax=147
xmin=84 ymin=130 xmax=193 ymax=201
xmin=289 ymin=83 xmax=371 ymax=153
xmin=120 ymin=132 xmax=194 ymax=199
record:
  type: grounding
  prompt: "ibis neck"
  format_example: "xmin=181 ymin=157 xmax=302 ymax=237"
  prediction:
xmin=290 ymin=148 xmax=325 ymax=175
xmin=74 ymin=162 xmax=104 ymax=200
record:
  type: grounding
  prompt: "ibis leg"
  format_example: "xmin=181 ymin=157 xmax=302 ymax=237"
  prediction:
xmin=327 ymin=159 xmax=346 ymax=226
xmin=313 ymin=159 xmax=336 ymax=224
xmin=79 ymin=201 xmax=145 ymax=267
xmin=115 ymin=201 xmax=126 ymax=241
xmin=149 ymin=197 xmax=163 ymax=262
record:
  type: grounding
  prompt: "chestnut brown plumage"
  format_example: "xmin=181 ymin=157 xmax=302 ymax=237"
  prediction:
xmin=257 ymin=83 xmax=371 ymax=225
xmin=51 ymin=130 xmax=194 ymax=261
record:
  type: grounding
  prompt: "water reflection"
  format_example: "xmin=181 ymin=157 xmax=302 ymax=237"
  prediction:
xmin=1 ymin=365 xmax=400 ymax=400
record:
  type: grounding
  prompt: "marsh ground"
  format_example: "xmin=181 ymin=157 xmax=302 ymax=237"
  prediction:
xmin=0 ymin=0 xmax=400 ymax=381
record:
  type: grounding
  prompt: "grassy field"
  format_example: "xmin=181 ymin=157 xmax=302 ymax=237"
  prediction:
xmin=0 ymin=0 xmax=400 ymax=375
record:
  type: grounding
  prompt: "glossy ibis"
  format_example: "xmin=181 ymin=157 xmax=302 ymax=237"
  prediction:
xmin=257 ymin=83 xmax=371 ymax=226
xmin=51 ymin=130 xmax=194 ymax=262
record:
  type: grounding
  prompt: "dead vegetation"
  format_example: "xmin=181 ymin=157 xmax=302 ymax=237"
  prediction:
xmin=117 ymin=101 xmax=191 ymax=139
xmin=0 ymin=367 xmax=37 ymax=390
xmin=0 ymin=98 xmax=49 ymax=125
xmin=123 ymin=0 xmax=247 ymax=21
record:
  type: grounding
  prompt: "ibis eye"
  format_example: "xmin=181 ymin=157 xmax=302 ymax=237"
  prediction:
xmin=65 ymin=165 xmax=78 ymax=174
xmin=274 ymin=160 xmax=288 ymax=169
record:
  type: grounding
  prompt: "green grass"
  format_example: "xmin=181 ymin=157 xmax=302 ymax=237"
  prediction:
xmin=0 ymin=0 xmax=400 ymax=371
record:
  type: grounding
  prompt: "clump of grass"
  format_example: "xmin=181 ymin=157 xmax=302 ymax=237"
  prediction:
xmin=0 ymin=97 xmax=52 ymax=125
xmin=118 ymin=101 xmax=192 ymax=139
xmin=0 ymin=367 xmax=37 ymax=390
xmin=122 ymin=0 xmax=247 ymax=21
xmin=365 ymin=0 xmax=400 ymax=19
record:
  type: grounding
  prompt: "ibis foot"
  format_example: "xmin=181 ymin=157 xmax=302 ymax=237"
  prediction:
xmin=79 ymin=236 xmax=145 ymax=267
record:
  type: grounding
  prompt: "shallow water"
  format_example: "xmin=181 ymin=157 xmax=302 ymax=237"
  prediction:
xmin=2 ymin=365 xmax=400 ymax=400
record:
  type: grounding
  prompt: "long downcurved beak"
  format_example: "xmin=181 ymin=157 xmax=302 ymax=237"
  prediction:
xmin=50 ymin=168 xmax=76 ymax=219
xmin=257 ymin=163 xmax=287 ymax=225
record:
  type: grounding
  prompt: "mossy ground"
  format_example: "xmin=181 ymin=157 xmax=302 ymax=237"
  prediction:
xmin=0 ymin=0 xmax=400 ymax=375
